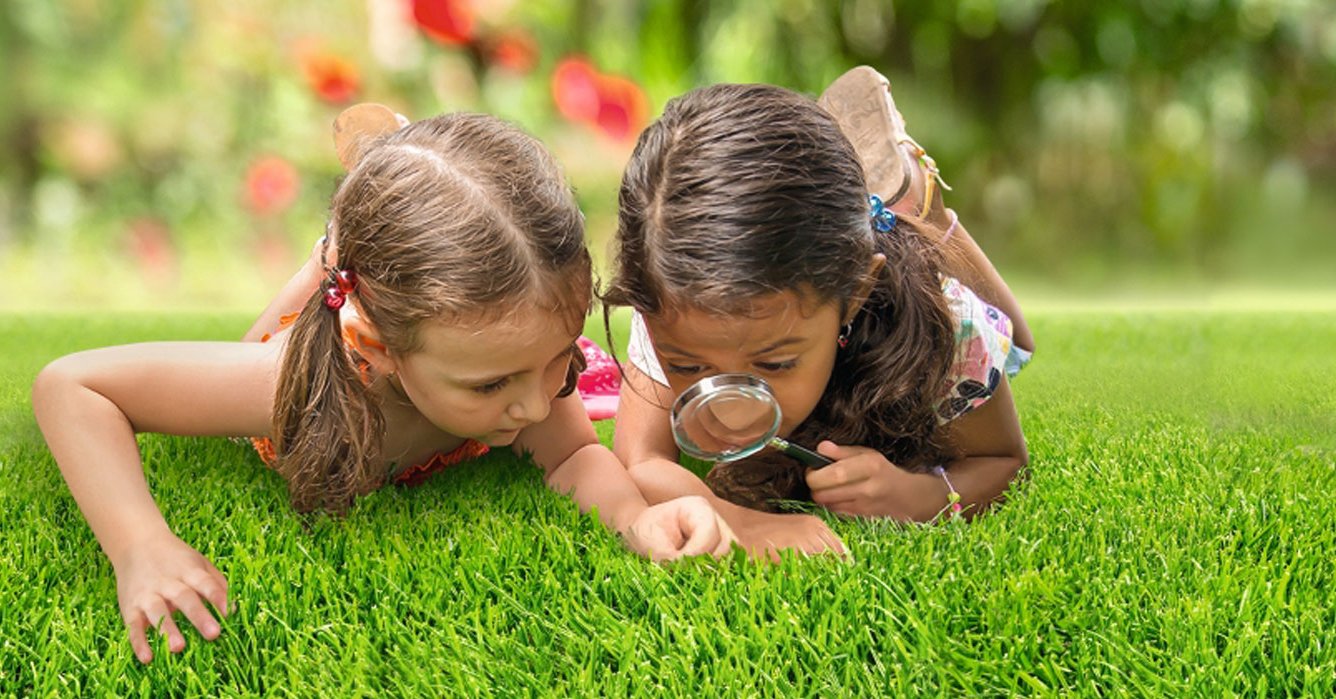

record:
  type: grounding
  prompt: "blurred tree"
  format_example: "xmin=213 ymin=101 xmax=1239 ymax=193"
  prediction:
xmin=1 ymin=0 xmax=1333 ymax=308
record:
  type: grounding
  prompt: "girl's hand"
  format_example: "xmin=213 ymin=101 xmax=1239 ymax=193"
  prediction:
xmin=112 ymin=533 xmax=229 ymax=664
xmin=728 ymin=507 xmax=848 ymax=562
xmin=625 ymin=495 xmax=738 ymax=561
xmin=806 ymin=441 xmax=919 ymax=519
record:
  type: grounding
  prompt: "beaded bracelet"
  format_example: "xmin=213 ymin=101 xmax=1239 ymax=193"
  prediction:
xmin=931 ymin=465 xmax=963 ymax=515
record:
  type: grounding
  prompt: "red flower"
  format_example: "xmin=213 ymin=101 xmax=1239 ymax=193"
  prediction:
xmin=412 ymin=0 xmax=474 ymax=46
xmin=552 ymin=56 xmax=649 ymax=143
xmin=126 ymin=217 xmax=176 ymax=284
xmin=487 ymin=30 xmax=537 ymax=74
xmin=552 ymin=58 xmax=601 ymax=123
xmin=245 ymin=156 xmax=300 ymax=216
xmin=299 ymin=49 xmax=361 ymax=104
xmin=592 ymin=74 xmax=649 ymax=143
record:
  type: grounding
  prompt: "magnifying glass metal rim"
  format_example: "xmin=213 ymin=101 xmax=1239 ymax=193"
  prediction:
xmin=670 ymin=373 xmax=832 ymax=468
xmin=671 ymin=373 xmax=778 ymax=462
xmin=671 ymin=373 xmax=774 ymax=420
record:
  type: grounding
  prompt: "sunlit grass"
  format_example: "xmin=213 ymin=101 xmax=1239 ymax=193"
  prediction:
xmin=2 ymin=308 xmax=1333 ymax=695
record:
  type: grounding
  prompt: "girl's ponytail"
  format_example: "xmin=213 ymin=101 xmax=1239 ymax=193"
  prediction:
xmin=271 ymin=283 xmax=384 ymax=514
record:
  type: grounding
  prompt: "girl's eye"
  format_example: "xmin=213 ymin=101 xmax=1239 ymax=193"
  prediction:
xmin=664 ymin=363 xmax=705 ymax=376
xmin=754 ymin=359 xmax=798 ymax=373
xmin=472 ymin=377 xmax=510 ymax=395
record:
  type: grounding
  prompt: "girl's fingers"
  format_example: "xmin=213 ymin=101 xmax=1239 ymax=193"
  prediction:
xmin=212 ymin=578 xmax=230 ymax=620
xmin=158 ymin=613 xmax=187 ymax=654
xmin=168 ymin=586 xmax=221 ymax=641
xmin=815 ymin=440 xmax=874 ymax=462
xmin=186 ymin=566 xmax=230 ymax=621
xmin=675 ymin=503 xmax=724 ymax=558
xmin=818 ymin=529 xmax=849 ymax=556
xmin=640 ymin=528 xmax=679 ymax=562
xmin=710 ymin=515 xmax=738 ymax=557
xmin=807 ymin=461 xmax=873 ymax=492
xmin=632 ymin=511 xmax=685 ymax=562
xmin=125 ymin=613 xmax=152 ymax=664
xmin=686 ymin=513 xmax=736 ymax=559
xmin=141 ymin=598 xmax=186 ymax=654
xmin=810 ymin=482 xmax=862 ymax=506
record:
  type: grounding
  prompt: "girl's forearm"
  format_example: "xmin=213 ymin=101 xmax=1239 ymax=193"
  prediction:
xmin=626 ymin=457 xmax=710 ymax=505
xmin=628 ymin=458 xmax=762 ymax=528
xmin=32 ymin=368 xmax=174 ymax=566
xmin=545 ymin=444 xmax=649 ymax=534
xmin=904 ymin=455 xmax=1026 ymax=522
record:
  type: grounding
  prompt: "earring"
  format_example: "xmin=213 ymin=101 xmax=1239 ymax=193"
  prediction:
xmin=837 ymin=323 xmax=853 ymax=349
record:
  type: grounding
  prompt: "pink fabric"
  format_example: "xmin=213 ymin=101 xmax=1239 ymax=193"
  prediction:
xmin=576 ymin=336 xmax=621 ymax=420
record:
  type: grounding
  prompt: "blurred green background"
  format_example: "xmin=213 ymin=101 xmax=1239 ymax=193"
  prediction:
xmin=2 ymin=0 xmax=1334 ymax=311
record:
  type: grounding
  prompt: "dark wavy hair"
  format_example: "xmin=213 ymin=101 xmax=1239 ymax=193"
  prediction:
xmin=603 ymin=83 xmax=957 ymax=511
xmin=273 ymin=113 xmax=590 ymax=514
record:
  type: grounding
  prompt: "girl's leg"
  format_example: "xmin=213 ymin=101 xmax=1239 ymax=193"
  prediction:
xmin=241 ymin=235 xmax=327 ymax=343
xmin=819 ymin=66 xmax=952 ymax=229
xmin=819 ymin=66 xmax=1033 ymax=352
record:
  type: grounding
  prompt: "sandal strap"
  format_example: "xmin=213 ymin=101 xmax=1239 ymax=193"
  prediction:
xmin=886 ymin=151 xmax=914 ymax=206
xmin=897 ymin=136 xmax=952 ymax=219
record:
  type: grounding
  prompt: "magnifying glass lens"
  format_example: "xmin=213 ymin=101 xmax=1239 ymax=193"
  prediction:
xmin=675 ymin=393 xmax=772 ymax=456
xmin=671 ymin=375 xmax=782 ymax=461
xmin=670 ymin=374 xmax=834 ymax=468
xmin=702 ymin=395 xmax=772 ymax=441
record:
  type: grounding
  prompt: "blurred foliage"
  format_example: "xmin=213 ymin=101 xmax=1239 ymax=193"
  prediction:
xmin=1 ymin=0 xmax=1334 ymax=309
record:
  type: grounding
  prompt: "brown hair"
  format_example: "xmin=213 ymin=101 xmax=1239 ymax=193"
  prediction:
xmin=603 ymin=83 xmax=956 ymax=510
xmin=273 ymin=113 xmax=591 ymax=514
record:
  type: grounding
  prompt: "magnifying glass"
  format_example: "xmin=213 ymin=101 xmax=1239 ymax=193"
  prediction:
xmin=670 ymin=374 xmax=833 ymax=468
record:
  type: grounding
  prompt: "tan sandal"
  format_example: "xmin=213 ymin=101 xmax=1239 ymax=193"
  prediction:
xmin=818 ymin=66 xmax=952 ymax=227
xmin=332 ymin=103 xmax=405 ymax=171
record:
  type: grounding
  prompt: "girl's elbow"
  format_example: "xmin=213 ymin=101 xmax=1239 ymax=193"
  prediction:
xmin=1006 ymin=442 xmax=1030 ymax=486
xmin=540 ymin=442 xmax=603 ymax=483
xmin=625 ymin=458 xmax=659 ymax=485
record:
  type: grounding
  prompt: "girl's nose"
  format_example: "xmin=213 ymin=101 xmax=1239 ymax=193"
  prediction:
xmin=508 ymin=382 xmax=552 ymax=425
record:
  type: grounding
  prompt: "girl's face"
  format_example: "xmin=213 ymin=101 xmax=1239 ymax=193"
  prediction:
xmin=643 ymin=289 xmax=843 ymax=439
xmin=393 ymin=307 xmax=578 ymax=446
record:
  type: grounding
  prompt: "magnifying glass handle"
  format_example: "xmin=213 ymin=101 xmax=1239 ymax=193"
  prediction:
xmin=768 ymin=437 xmax=834 ymax=469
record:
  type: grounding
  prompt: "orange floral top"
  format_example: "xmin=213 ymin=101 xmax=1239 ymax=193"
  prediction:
xmin=250 ymin=312 xmax=490 ymax=487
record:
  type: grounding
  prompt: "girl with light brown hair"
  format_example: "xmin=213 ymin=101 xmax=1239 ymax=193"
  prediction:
xmin=31 ymin=111 xmax=735 ymax=665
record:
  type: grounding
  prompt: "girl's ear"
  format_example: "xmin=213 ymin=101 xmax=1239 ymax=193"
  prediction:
xmin=844 ymin=253 xmax=887 ymax=323
xmin=340 ymin=308 xmax=398 ymax=375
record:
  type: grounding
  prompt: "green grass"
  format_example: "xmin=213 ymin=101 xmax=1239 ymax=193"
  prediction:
xmin=2 ymin=308 xmax=1334 ymax=696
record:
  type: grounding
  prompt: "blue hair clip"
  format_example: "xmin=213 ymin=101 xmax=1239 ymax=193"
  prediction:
xmin=868 ymin=194 xmax=897 ymax=233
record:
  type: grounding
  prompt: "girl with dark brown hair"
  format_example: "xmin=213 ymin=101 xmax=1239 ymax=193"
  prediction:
xmin=31 ymin=111 xmax=735 ymax=666
xmin=604 ymin=75 xmax=1035 ymax=558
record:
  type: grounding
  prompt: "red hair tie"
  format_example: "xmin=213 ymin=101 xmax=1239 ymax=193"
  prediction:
xmin=323 ymin=269 xmax=358 ymax=310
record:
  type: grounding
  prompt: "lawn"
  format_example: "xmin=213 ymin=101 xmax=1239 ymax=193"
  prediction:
xmin=1 ymin=307 xmax=1333 ymax=696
